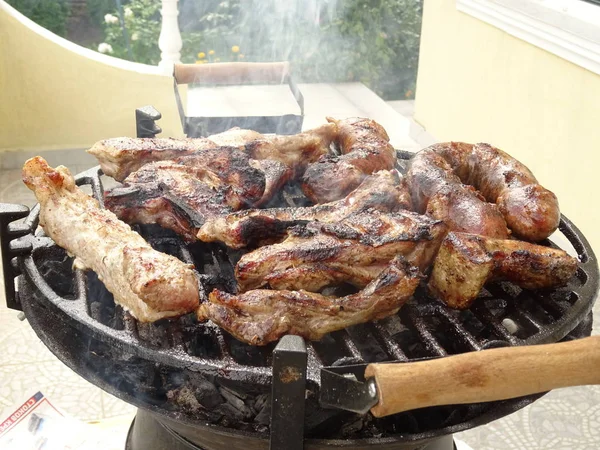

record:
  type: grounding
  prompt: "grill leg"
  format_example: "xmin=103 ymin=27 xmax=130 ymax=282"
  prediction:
xmin=269 ymin=335 xmax=307 ymax=450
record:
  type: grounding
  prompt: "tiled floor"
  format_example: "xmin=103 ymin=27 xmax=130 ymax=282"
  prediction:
xmin=1 ymin=141 xmax=599 ymax=447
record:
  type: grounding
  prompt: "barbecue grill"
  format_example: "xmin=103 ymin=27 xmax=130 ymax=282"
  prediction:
xmin=0 ymin=113 xmax=598 ymax=450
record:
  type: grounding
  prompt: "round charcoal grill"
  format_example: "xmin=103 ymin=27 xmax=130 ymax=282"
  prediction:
xmin=1 ymin=151 xmax=598 ymax=450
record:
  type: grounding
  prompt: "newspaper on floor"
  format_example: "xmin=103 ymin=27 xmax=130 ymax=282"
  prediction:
xmin=0 ymin=391 xmax=127 ymax=450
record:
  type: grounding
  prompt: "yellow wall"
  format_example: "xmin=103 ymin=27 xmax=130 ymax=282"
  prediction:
xmin=415 ymin=0 xmax=600 ymax=252
xmin=0 ymin=2 xmax=184 ymax=152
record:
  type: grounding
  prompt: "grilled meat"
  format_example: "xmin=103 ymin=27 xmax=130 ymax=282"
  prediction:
xmin=197 ymin=256 xmax=421 ymax=345
xmin=105 ymin=161 xmax=234 ymax=241
xmin=198 ymin=170 xmax=411 ymax=248
xmin=302 ymin=117 xmax=397 ymax=203
xmin=235 ymin=210 xmax=447 ymax=292
xmin=22 ymin=157 xmax=201 ymax=322
xmin=88 ymin=123 xmax=336 ymax=181
xmin=248 ymin=159 xmax=293 ymax=206
xmin=428 ymin=232 xmax=578 ymax=309
xmin=406 ymin=142 xmax=559 ymax=241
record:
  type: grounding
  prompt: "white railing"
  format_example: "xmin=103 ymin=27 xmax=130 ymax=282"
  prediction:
xmin=158 ymin=0 xmax=182 ymax=72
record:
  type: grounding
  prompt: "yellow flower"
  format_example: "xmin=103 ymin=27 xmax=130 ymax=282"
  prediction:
xmin=208 ymin=50 xmax=215 ymax=55
xmin=197 ymin=52 xmax=206 ymax=59
xmin=239 ymin=54 xmax=245 ymax=59
xmin=231 ymin=45 xmax=240 ymax=53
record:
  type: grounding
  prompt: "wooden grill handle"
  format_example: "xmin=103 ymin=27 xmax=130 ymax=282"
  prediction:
xmin=173 ymin=62 xmax=291 ymax=85
xmin=365 ymin=335 xmax=600 ymax=417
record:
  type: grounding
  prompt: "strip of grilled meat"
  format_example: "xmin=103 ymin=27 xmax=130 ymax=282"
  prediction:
xmin=22 ymin=157 xmax=201 ymax=322
xmin=197 ymin=256 xmax=421 ymax=345
xmin=198 ymin=170 xmax=411 ymax=248
xmin=236 ymin=210 xmax=447 ymax=292
xmin=105 ymin=161 xmax=234 ymax=241
xmin=302 ymin=117 xmax=397 ymax=203
xmin=428 ymin=232 xmax=578 ymax=309
xmin=88 ymin=123 xmax=336 ymax=181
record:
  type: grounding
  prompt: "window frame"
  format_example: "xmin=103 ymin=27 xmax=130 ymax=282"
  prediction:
xmin=456 ymin=0 xmax=600 ymax=75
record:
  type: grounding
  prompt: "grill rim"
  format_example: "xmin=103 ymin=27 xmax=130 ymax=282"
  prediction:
xmin=3 ymin=155 xmax=599 ymax=443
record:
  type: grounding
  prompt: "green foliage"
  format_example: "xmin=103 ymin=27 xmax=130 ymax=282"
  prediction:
xmin=100 ymin=0 xmax=202 ymax=64
xmin=7 ymin=0 xmax=70 ymax=37
xmin=87 ymin=0 xmax=120 ymax=27
xmin=98 ymin=0 xmax=422 ymax=99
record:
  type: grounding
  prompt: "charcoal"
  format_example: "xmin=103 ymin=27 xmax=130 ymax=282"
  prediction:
xmin=219 ymin=387 xmax=253 ymax=419
xmin=253 ymin=393 xmax=269 ymax=413
xmin=218 ymin=384 xmax=248 ymax=400
xmin=215 ymin=402 xmax=246 ymax=425
xmin=253 ymin=401 xmax=271 ymax=425
xmin=168 ymin=387 xmax=201 ymax=413
xmin=190 ymin=377 xmax=223 ymax=409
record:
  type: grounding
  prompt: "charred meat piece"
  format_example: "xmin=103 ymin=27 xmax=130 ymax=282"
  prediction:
xmin=197 ymin=256 xmax=421 ymax=345
xmin=88 ymin=137 xmax=217 ymax=182
xmin=248 ymin=159 xmax=293 ymax=207
xmin=105 ymin=162 xmax=233 ymax=241
xmin=428 ymin=232 xmax=578 ymax=309
xmin=302 ymin=117 xmax=397 ymax=203
xmin=235 ymin=210 xmax=447 ymax=292
xmin=198 ymin=170 xmax=411 ymax=249
xmin=22 ymin=157 xmax=201 ymax=322
xmin=406 ymin=142 xmax=559 ymax=241
xmin=88 ymin=123 xmax=336 ymax=181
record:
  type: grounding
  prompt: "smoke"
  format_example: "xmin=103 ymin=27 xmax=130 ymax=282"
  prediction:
xmin=180 ymin=0 xmax=423 ymax=99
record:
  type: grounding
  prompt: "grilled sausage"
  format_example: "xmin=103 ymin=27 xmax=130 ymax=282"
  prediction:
xmin=406 ymin=142 xmax=560 ymax=241
xmin=302 ymin=117 xmax=397 ymax=203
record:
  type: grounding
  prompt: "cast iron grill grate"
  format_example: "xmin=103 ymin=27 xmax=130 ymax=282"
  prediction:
xmin=3 ymin=151 xmax=598 ymax=442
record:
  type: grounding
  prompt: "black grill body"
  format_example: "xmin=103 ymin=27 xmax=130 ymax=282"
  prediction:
xmin=0 ymin=151 xmax=598 ymax=449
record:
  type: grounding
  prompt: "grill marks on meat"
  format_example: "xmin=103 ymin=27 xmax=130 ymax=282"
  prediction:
xmin=235 ymin=210 xmax=447 ymax=292
xmin=88 ymin=123 xmax=336 ymax=182
xmin=105 ymin=162 xmax=234 ymax=241
xmin=406 ymin=142 xmax=559 ymax=241
xmin=302 ymin=117 xmax=397 ymax=203
xmin=197 ymin=256 xmax=421 ymax=345
xmin=198 ymin=170 xmax=411 ymax=249
xmin=428 ymin=232 xmax=578 ymax=309
xmin=22 ymin=157 xmax=201 ymax=322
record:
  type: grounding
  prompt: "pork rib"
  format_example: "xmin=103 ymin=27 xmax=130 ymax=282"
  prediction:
xmin=22 ymin=157 xmax=201 ymax=322
xmin=235 ymin=210 xmax=447 ymax=292
xmin=197 ymin=256 xmax=421 ymax=345
xmin=198 ymin=170 xmax=411 ymax=249
xmin=105 ymin=161 xmax=234 ymax=241
xmin=88 ymin=124 xmax=336 ymax=181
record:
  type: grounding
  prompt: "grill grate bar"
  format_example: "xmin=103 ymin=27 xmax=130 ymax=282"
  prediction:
xmin=470 ymin=305 xmax=520 ymax=344
xmin=436 ymin=308 xmax=482 ymax=351
xmin=530 ymin=291 xmax=568 ymax=319
xmin=336 ymin=330 xmax=365 ymax=361
xmin=369 ymin=321 xmax=409 ymax=361
xmin=406 ymin=312 xmax=448 ymax=357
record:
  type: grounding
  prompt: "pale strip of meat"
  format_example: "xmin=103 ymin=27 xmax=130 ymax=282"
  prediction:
xmin=197 ymin=256 xmax=421 ymax=345
xmin=428 ymin=232 xmax=578 ymax=309
xmin=301 ymin=117 xmax=397 ymax=203
xmin=235 ymin=210 xmax=447 ymax=292
xmin=197 ymin=170 xmax=411 ymax=249
xmin=22 ymin=157 xmax=201 ymax=322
